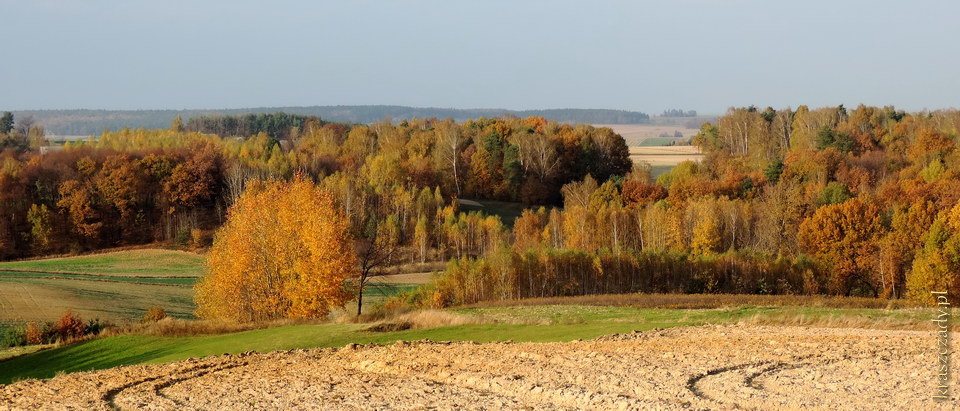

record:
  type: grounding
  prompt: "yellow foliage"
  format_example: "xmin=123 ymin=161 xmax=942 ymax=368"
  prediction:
xmin=195 ymin=176 xmax=356 ymax=322
xmin=906 ymin=210 xmax=960 ymax=305
xmin=690 ymin=218 xmax=721 ymax=254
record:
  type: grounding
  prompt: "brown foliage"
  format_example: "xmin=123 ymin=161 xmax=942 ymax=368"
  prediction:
xmin=798 ymin=198 xmax=883 ymax=296
xmin=54 ymin=310 xmax=88 ymax=341
xmin=142 ymin=306 xmax=168 ymax=323
xmin=621 ymin=181 xmax=667 ymax=207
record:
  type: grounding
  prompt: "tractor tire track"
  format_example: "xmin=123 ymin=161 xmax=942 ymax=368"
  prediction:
xmin=0 ymin=325 xmax=950 ymax=410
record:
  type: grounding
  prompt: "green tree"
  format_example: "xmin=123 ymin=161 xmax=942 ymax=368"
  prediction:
xmin=27 ymin=204 xmax=53 ymax=253
xmin=764 ymin=158 xmax=784 ymax=183
xmin=0 ymin=112 xmax=13 ymax=134
xmin=817 ymin=182 xmax=851 ymax=206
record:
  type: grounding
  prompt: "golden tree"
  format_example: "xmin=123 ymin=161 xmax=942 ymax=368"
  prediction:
xmin=195 ymin=177 xmax=356 ymax=322
xmin=906 ymin=202 xmax=960 ymax=305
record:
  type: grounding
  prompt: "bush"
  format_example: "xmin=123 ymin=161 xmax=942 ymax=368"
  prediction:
xmin=190 ymin=229 xmax=208 ymax=249
xmin=53 ymin=311 xmax=87 ymax=341
xmin=175 ymin=228 xmax=192 ymax=247
xmin=25 ymin=322 xmax=48 ymax=345
xmin=86 ymin=318 xmax=112 ymax=336
xmin=142 ymin=306 xmax=168 ymax=323
xmin=1 ymin=325 xmax=27 ymax=347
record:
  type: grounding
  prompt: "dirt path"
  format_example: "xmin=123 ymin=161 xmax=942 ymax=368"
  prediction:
xmin=0 ymin=324 xmax=952 ymax=409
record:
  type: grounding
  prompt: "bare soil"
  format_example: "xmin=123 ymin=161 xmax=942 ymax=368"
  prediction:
xmin=0 ymin=324 xmax=951 ymax=409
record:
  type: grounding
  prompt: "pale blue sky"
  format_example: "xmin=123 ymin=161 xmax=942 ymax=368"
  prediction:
xmin=1 ymin=0 xmax=957 ymax=114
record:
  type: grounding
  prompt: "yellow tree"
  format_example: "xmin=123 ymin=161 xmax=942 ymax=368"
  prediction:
xmin=881 ymin=200 xmax=937 ymax=298
xmin=513 ymin=208 xmax=546 ymax=252
xmin=690 ymin=218 xmax=721 ymax=255
xmin=906 ymin=202 xmax=960 ymax=305
xmin=195 ymin=177 xmax=356 ymax=322
xmin=414 ymin=214 xmax=430 ymax=263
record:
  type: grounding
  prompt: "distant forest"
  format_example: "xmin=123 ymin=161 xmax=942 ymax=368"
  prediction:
xmin=12 ymin=106 xmax=650 ymax=136
xmin=661 ymin=109 xmax=698 ymax=117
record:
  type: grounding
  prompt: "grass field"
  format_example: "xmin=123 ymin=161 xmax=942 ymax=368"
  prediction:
xmin=0 ymin=249 xmax=205 ymax=277
xmin=0 ymin=271 xmax=196 ymax=286
xmin=637 ymin=137 xmax=681 ymax=146
xmin=630 ymin=145 xmax=703 ymax=178
xmin=0 ymin=250 xmax=205 ymax=324
xmin=0 ymin=277 xmax=196 ymax=322
xmin=0 ymin=249 xmax=432 ymax=327
xmin=0 ymin=302 xmax=931 ymax=384
xmin=457 ymin=198 xmax=526 ymax=226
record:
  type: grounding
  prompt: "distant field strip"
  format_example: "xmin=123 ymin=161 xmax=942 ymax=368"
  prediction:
xmin=0 ymin=270 xmax=195 ymax=287
xmin=630 ymin=145 xmax=703 ymax=166
xmin=0 ymin=278 xmax=196 ymax=322
xmin=0 ymin=249 xmax=205 ymax=277
xmin=595 ymin=124 xmax=699 ymax=146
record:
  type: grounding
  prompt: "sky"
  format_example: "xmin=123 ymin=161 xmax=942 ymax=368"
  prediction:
xmin=1 ymin=0 xmax=958 ymax=114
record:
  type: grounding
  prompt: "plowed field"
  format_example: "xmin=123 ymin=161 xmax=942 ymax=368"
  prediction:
xmin=1 ymin=324 xmax=950 ymax=409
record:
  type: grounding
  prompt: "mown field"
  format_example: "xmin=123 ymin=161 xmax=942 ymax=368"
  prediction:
xmin=0 ymin=250 xmax=205 ymax=325
xmin=0 ymin=249 xmax=205 ymax=277
xmin=592 ymin=124 xmax=705 ymax=177
xmin=0 ymin=301 xmax=932 ymax=384
xmin=629 ymin=145 xmax=703 ymax=177
xmin=595 ymin=124 xmax=699 ymax=146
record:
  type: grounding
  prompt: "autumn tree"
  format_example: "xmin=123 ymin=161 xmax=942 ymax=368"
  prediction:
xmin=27 ymin=204 xmax=53 ymax=253
xmin=195 ymin=177 xmax=356 ymax=322
xmin=170 ymin=115 xmax=184 ymax=132
xmin=434 ymin=119 xmax=464 ymax=196
xmin=57 ymin=179 xmax=103 ymax=244
xmin=880 ymin=200 xmax=937 ymax=298
xmin=353 ymin=214 xmax=400 ymax=316
xmin=688 ymin=200 xmax=721 ymax=254
xmin=906 ymin=202 xmax=960 ymax=305
xmin=414 ymin=214 xmax=430 ymax=263
xmin=512 ymin=208 xmax=547 ymax=251
xmin=798 ymin=198 xmax=883 ymax=295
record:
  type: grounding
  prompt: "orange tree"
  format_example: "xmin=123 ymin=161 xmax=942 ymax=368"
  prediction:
xmin=195 ymin=176 xmax=356 ymax=322
xmin=798 ymin=198 xmax=884 ymax=296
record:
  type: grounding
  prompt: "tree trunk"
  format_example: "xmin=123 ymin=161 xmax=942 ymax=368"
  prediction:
xmin=356 ymin=287 xmax=363 ymax=317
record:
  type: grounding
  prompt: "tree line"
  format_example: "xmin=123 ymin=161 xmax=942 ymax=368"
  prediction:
xmin=12 ymin=106 xmax=650 ymax=136
xmin=407 ymin=105 xmax=960 ymax=308
xmin=0 ymin=115 xmax=629 ymax=262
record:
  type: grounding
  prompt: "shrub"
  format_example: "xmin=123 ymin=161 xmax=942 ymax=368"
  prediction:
xmin=25 ymin=322 xmax=48 ymax=345
xmin=190 ymin=229 xmax=207 ymax=249
xmin=142 ymin=306 xmax=168 ymax=323
xmin=175 ymin=228 xmax=191 ymax=247
xmin=53 ymin=311 xmax=87 ymax=342
xmin=86 ymin=318 xmax=112 ymax=335
xmin=1 ymin=325 xmax=27 ymax=347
